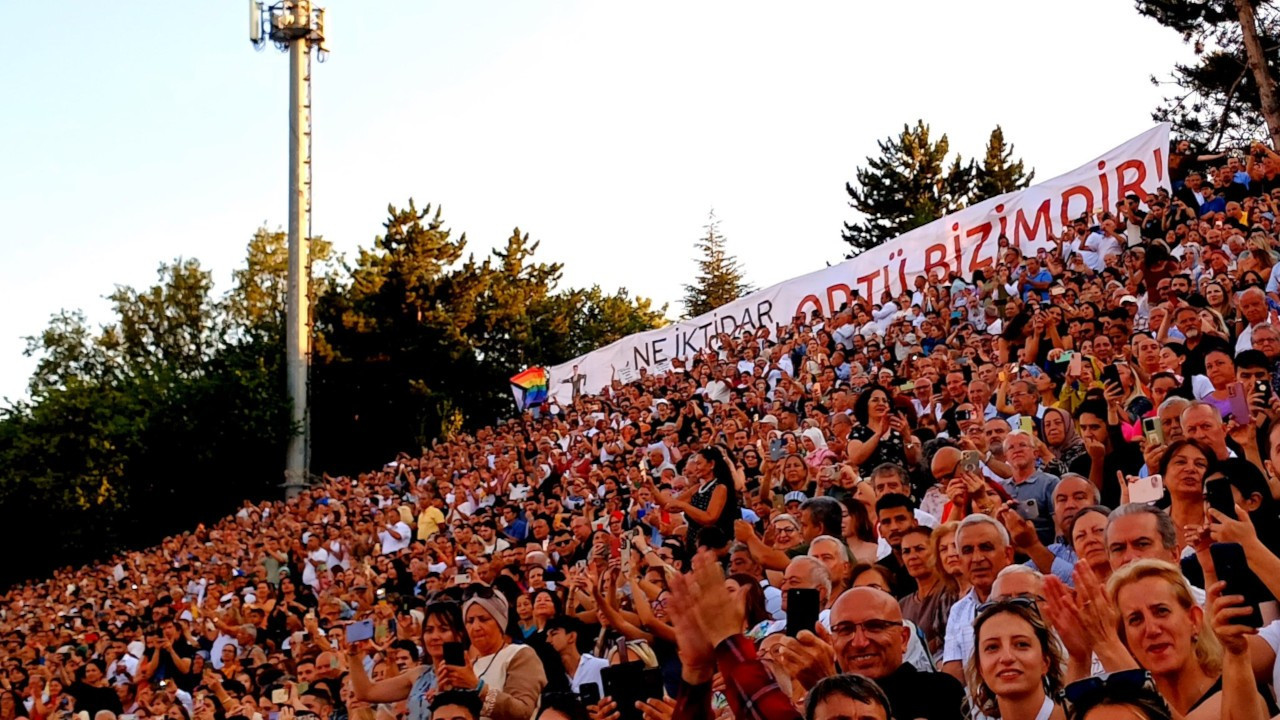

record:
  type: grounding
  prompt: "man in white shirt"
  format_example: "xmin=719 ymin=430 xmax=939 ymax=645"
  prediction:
xmin=301 ymin=535 xmax=333 ymax=589
xmin=545 ymin=616 xmax=610 ymax=692
xmin=1236 ymin=287 xmax=1270 ymax=352
xmin=704 ymin=366 xmax=732 ymax=404
xmin=941 ymin=514 xmax=1014 ymax=681
xmin=378 ymin=508 xmax=412 ymax=556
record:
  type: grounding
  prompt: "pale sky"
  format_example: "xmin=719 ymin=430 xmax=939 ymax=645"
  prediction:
xmin=0 ymin=0 xmax=1191 ymax=405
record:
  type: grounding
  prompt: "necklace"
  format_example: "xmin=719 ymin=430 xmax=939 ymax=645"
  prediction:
xmin=475 ymin=642 xmax=508 ymax=683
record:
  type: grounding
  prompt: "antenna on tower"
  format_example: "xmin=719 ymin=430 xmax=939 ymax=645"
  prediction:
xmin=249 ymin=1 xmax=263 ymax=47
xmin=249 ymin=1 xmax=328 ymax=499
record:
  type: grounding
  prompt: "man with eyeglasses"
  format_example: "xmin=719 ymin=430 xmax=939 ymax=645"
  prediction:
xmin=1003 ymin=380 xmax=1044 ymax=437
xmin=824 ymin=587 xmax=965 ymax=720
xmin=1248 ymin=323 xmax=1280 ymax=396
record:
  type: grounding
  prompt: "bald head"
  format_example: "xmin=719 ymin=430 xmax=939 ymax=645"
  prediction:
xmin=931 ymin=447 xmax=962 ymax=484
xmin=833 ymin=586 xmax=903 ymax=623
xmin=829 ymin=587 xmax=908 ymax=680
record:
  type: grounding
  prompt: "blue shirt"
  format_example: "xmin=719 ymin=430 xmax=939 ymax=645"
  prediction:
xmin=1199 ymin=196 xmax=1227 ymax=216
xmin=1021 ymin=268 xmax=1053 ymax=301
xmin=999 ymin=470 xmax=1060 ymax=546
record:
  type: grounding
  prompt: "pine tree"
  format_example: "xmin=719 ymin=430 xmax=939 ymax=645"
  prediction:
xmin=970 ymin=126 xmax=1035 ymax=204
xmin=1137 ymin=0 xmax=1280 ymax=149
xmin=841 ymin=121 xmax=975 ymax=258
xmin=682 ymin=210 xmax=752 ymax=318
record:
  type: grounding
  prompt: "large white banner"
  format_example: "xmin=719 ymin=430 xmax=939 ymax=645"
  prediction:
xmin=548 ymin=123 xmax=1171 ymax=404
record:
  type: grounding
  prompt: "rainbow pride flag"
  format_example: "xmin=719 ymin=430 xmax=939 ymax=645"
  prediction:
xmin=509 ymin=367 xmax=549 ymax=409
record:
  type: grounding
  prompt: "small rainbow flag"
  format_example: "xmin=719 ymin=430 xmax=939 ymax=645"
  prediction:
xmin=509 ymin=367 xmax=549 ymax=409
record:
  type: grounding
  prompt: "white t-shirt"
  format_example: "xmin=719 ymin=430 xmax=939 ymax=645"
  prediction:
xmin=379 ymin=521 xmax=412 ymax=555
xmin=302 ymin=547 xmax=332 ymax=588
xmin=1258 ymin=620 xmax=1280 ymax=702
xmin=569 ymin=654 xmax=610 ymax=693
xmin=705 ymin=379 xmax=731 ymax=404
xmin=1079 ymin=232 xmax=1120 ymax=272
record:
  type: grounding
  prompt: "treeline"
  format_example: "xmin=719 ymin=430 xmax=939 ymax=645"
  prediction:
xmin=0 ymin=202 xmax=664 ymax=586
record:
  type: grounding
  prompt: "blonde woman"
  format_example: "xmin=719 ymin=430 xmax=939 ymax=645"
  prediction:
xmin=1106 ymin=559 xmax=1265 ymax=720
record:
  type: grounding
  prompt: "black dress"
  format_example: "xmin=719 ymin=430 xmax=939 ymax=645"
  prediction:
xmin=687 ymin=477 xmax=737 ymax=552
xmin=849 ymin=424 xmax=908 ymax=473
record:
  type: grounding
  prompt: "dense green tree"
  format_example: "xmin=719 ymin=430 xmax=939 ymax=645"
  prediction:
xmin=681 ymin=210 xmax=752 ymax=317
xmin=310 ymin=201 xmax=665 ymax=471
xmin=842 ymin=121 xmax=975 ymax=257
xmin=0 ymin=206 xmax=662 ymax=587
xmin=970 ymin=126 xmax=1035 ymax=203
xmin=1137 ymin=0 xmax=1280 ymax=148
xmin=0 ymin=249 xmax=291 ymax=587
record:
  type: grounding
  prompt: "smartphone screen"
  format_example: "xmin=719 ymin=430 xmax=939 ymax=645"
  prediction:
xmin=1101 ymin=364 xmax=1121 ymax=387
xmin=345 ymin=619 xmax=374 ymax=644
xmin=1228 ymin=381 xmax=1251 ymax=424
xmin=1206 ymin=480 xmax=1238 ymax=520
xmin=1141 ymin=417 xmax=1164 ymax=447
xmin=785 ymin=588 xmax=820 ymax=637
xmin=601 ymin=661 xmax=649 ymax=720
xmin=1210 ymin=542 xmax=1263 ymax=627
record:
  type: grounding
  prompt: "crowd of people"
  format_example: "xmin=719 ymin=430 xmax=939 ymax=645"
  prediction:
xmin=9 ymin=139 xmax=1280 ymax=720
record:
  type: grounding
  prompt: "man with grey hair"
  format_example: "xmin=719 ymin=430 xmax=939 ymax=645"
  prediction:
xmin=807 ymin=534 xmax=852 ymax=602
xmin=767 ymin=555 xmax=833 ymax=635
xmin=990 ymin=564 xmax=1047 ymax=616
xmin=1106 ymin=503 xmax=1205 ymax=604
xmin=1181 ymin=400 xmax=1232 ymax=461
xmin=1236 ymin=286 xmax=1270 ymax=352
xmin=1249 ymin=323 xmax=1280 ymax=395
xmin=1159 ymin=396 xmax=1192 ymax=443
xmin=940 ymin=513 xmax=1015 ymax=680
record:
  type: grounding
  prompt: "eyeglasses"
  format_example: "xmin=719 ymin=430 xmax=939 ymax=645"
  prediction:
xmin=829 ymin=619 xmax=902 ymax=638
xmin=553 ymin=539 xmax=573 ymax=547
xmin=1062 ymin=670 xmax=1160 ymax=717
xmin=773 ymin=526 xmax=797 ymax=535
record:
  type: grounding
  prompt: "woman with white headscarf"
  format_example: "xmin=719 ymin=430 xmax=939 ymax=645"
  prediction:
xmin=801 ymin=427 xmax=835 ymax=468
xmin=437 ymin=588 xmax=546 ymax=720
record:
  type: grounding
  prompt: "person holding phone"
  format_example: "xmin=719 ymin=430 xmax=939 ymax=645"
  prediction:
xmin=436 ymin=590 xmax=546 ymax=720
xmin=846 ymin=386 xmax=912 ymax=475
xmin=1182 ymin=460 xmax=1280 ymax=618
xmin=1106 ymin=560 xmax=1276 ymax=720
xmin=347 ymin=602 xmax=465 ymax=720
